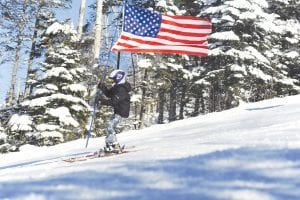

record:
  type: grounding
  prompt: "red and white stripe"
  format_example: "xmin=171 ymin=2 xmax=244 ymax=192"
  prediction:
xmin=112 ymin=14 xmax=212 ymax=57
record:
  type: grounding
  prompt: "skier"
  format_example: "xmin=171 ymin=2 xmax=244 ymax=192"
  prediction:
xmin=98 ymin=69 xmax=131 ymax=153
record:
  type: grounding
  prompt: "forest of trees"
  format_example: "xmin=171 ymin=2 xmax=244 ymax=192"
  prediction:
xmin=0 ymin=0 xmax=299 ymax=153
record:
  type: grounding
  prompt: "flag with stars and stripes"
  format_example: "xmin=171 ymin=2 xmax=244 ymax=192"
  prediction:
xmin=112 ymin=4 xmax=212 ymax=57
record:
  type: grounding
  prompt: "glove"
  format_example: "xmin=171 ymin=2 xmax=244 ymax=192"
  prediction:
xmin=97 ymin=83 xmax=106 ymax=91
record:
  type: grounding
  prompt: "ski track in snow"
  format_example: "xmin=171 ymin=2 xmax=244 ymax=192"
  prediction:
xmin=1 ymin=95 xmax=300 ymax=200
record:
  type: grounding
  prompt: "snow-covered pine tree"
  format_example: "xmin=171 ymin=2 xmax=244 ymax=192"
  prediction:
xmin=0 ymin=125 xmax=7 ymax=147
xmin=6 ymin=22 xmax=90 ymax=147
xmin=24 ymin=1 xmax=70 ymax=98
xmin=151 ymin=54 xmax=195 ymax=122
xmin=127 ymin=55 xmax=156 ymax=128
xmin=197 ymin=0 xmax=299 ymax=112
xmin=134 ymin=56 xmax=193 ymax=125
xmin=0 ymin=125 xmax=15 ymax=153
xmin=267 ymin=0 xmax=300 ymax=89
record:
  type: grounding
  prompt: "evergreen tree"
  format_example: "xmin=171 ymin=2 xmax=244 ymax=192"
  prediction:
xmin=24 ymin=1 xmax=62 ymax=98
xmin=139 ymin=57 xmax=158 ymax=127
xmin=198 ymin=0 xmax=299 ymax=111
xmin=0 ymin=125 xmax=15 ymax=153
xmin=267 ymin=0 xmax=300 ymax=88
xmin=6 ymin=22 xmax=90 ymax=146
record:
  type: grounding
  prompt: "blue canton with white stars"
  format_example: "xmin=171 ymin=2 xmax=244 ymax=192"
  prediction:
xmin=123 ymin=4 xmax=162 ymax=38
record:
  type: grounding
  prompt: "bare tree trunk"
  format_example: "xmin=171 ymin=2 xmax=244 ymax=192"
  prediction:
xmin=7 ymin=42 xmax=21 ymax=105
xmin=7 ymin=0 xmax=26 ymax=105
xmin=193 ymin=93 xmax=200 ymax=116
xmin=139 ymin=69 xmax=148 ymax=127
xmin=157 ymin=88 xmax=165 ymax=124
xmin=179 ymin=84 xmax=186 ymax=120
xmin=93 ymin=0 xmax=103 ymax=63
xmin=77 ymin=0 xmax=87 ymax=39
xmin=24 ymin=2 xmax=41 ymax=98
xmin=169 ymin=80 xmax=177 ymax=122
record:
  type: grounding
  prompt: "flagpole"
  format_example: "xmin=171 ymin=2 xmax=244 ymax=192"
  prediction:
xmin=116 ymin=52 xmax=121 ymax=69
xmin=115 ymin=1 xmax=127 ymax=69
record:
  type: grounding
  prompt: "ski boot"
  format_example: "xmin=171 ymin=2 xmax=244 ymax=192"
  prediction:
xmin=104 ymin=143 xmax=123 ymax=154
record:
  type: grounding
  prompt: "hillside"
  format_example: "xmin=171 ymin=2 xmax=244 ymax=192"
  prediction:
xmin=1 ymin=95 xmax=300 ymax=200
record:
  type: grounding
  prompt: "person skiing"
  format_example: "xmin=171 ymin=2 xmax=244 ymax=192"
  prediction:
xmin=98 ymin=69 xmax=131 ymax=152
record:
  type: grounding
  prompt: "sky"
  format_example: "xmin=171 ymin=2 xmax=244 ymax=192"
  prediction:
xmin=0 ymin=94 xmax=300 ymax=199
xmin=0 ymin=0 xmax=130 ymax=105
xmin=0 ymin=1 xmax=82 ymax=105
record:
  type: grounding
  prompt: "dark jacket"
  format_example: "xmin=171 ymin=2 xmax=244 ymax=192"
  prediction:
xmin=100 ymin=82 xmax=131 ymax=118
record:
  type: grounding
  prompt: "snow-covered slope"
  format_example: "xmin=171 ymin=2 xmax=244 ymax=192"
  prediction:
xmin=1 ymin=95 xmax=300 ymax=200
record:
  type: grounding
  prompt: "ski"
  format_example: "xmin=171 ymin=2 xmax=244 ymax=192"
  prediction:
xmin=62 ymin=145 xmax=135 ymax=163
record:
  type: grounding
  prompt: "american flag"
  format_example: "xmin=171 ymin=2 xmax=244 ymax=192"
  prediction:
xmin=112 ymin=4 xmax=212 ymax=57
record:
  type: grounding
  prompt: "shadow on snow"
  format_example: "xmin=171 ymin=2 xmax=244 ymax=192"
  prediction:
xmin=245 ymin=105 xmax=283 ymax=111
xmin=1 ymin=147 xmax=300 ymax=200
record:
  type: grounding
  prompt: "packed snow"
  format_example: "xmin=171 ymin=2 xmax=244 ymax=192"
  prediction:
xmin=1 ymin=95 xmax=300 ymax=200
xmin=210 ymin=31 xmax=240 ymax=41
xmin=8 ymin=114 xmax=33 ymax=131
